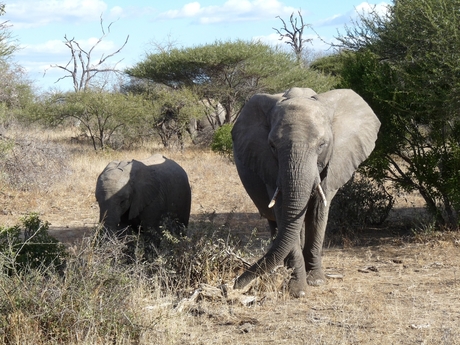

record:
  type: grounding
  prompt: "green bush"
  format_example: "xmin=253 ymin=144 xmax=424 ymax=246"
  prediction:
xmin=211 ymin=123 xmax=233 ymax=157
xmin=0 ymin=213 xmax=67 ymax=273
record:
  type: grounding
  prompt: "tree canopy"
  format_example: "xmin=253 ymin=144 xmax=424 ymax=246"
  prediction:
xmin=34 ymin=91 xmax=155 ymax=150
xmin=334 ymin=0 xmax=460 ymax=226
xmin=126 ymin=40 xmax=336 ymax=123
xmin=0 ymin=4 xmax=33 ymax=123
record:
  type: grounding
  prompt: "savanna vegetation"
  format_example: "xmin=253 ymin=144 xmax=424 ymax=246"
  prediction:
xmin=1 ymin=1 xmax=460 ymax=344
xmin=313 ymin=0 xmax=460 ymax=228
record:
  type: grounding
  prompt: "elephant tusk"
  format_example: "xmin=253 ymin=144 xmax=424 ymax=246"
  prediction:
xmin=317 ymin=184 xmax=327 ymax=206
xmin=268 ymin=187 xmax=279 ymax=208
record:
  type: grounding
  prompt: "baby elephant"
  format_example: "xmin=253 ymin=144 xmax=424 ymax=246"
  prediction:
xmin=95 ymin=154 xmax=191 ymax=247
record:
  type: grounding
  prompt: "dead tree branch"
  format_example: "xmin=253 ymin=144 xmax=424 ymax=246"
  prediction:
xmin=48 ymin=15 xmax=129 ymax=92
xmin=273 ymin=10 xmax=312 ymax=66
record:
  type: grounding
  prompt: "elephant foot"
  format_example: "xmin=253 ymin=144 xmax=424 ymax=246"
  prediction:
xmin=288 ymin=278 xmax=307 ymax=298
xmin=306 ymin=269 xmax=326 ymax=286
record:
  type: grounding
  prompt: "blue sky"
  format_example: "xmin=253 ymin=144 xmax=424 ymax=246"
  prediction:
xmin=3 ymin=0 xmax=389 ymax=92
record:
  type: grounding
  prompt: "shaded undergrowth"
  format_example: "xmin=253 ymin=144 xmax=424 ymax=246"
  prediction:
xmin=0 ymin=214 xmax=255 ymax=344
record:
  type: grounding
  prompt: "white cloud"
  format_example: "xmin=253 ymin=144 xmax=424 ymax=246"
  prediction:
xmin=315 ymin=2 xmax=390 ymax=28
xmin=109 ymin=6 xmax=124 ymax=19
xmin=183 ymin=2 xmax=202 ymax=17
xmin=6 ymin=0 xmax=108 ymax=28
xmin=158 ymin=0 xmax=297 ymax=24
xmin=19 ymin=40 xmax=68 ymax=55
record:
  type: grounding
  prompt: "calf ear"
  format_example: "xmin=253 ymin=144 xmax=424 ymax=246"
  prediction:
xmin=128 ymin=160 xmax=158 ymax=220
xmin=316 ymin=89 xmax=381 ymax=191
xmin=231 ymin=93 xmax=282 ymax=188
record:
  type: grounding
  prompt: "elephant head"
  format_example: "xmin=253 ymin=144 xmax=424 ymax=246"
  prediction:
xmin=96 ymin=159 xmax=160 ymax=232
xmin=231 ymin=87 xmax=380 ymax=296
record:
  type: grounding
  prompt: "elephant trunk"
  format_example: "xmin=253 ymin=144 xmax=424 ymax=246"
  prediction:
xmin=234 ymin=146 xmax=315 ymax=290
xmin=99 ymin=203 xmax=121 ymax=233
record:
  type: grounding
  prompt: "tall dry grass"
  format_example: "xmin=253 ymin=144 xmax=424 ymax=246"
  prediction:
xmin=1 ymin=126 xmax=459 ymax=344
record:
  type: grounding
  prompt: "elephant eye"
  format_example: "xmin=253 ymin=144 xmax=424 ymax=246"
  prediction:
xmin=317 ymin=141 xmax=327 ymax=154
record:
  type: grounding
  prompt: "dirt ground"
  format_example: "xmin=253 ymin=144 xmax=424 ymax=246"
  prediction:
xmin=1 ymin=132 xmax=459 ymax=344
xmin=162 ymin=239 xmax=459 ymax=345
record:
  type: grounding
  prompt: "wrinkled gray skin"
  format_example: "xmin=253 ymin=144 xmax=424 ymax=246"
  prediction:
xmin=95 ymin=154 xmax=191 ymax=246
xmin=232 ymin=88 xmax=380 ymax=297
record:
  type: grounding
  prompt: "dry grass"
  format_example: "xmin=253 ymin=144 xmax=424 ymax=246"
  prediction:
xmin=1 ymin=126 xmax=460 ymax=344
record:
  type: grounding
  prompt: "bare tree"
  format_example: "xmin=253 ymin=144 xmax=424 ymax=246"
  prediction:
xmin=48 ymin=16 xmax=129 ymax=92
xmin=148 ymin=33 xmax=180 ymax=54
xmin=273 ymin=10 xmax=312 ymax=67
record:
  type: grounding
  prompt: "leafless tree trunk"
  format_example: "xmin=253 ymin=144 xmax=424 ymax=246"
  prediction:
xmin=48 ymin=16 xmax=129 ymax=92
xmin=273 ymin=10 xmax=312 ymax=67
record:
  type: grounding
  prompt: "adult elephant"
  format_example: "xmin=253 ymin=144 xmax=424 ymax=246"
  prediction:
xmin=231 ymin=87 xmax=380 ymax=297
xmin=188 ymin=99 xmax=226 ymax=145
xmin=95 ymin=154 xmax=191 ymax=247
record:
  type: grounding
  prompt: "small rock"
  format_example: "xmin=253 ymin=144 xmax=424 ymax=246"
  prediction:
xmin=410 ymin=323 xmax=430 ymax=329
xmin=239 ymin=322 xmax=255 ymax=333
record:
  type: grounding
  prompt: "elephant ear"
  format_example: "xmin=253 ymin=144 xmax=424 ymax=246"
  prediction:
xmin=317 ymin=89 xmax=381 ymax=191
xmin=128 ymin=160 xmax=160 ymax=220
xmin=232 ymin=93 xmax=282 ymax=187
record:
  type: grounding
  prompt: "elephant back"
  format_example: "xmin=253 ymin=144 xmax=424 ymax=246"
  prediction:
xmin=129 ymin=154 xmax=191 ymax=225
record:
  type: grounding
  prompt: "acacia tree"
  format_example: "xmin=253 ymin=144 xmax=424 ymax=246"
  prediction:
xmin=126 ymin=40 xmax=335 ymax=124
xmin=49 ymin=17 xmax=129 ymax=92
xmin=37 ymin=91 xmax=154 ymax=150
xmin=335 ymin=0 xmax=460 ymax=227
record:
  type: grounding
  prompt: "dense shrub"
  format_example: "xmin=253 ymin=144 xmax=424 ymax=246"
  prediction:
xmin=327 ymin=175 xmax=394 ymax=238
xmin=0 ymin=218 xmax=250 ymax=343
xmin=335 ymin=0 xmax=460 ymax=227
xmin=157 ymin=222 xmax=246 ymax=290
xmin=211 ymin=123 xmax=233 ymax=158
xmin=0 ymin=226 xmax=143 ymax=344
xmin=0 ymin=134 xmax=72 ymax=191
xmin=0 ymin=213 xmax=67 ymax=273
xmin=109 ymin=216 xmax=248 ymax=291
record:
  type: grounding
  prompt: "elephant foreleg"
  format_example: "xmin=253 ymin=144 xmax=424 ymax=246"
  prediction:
xmin=284 ymin=241 xmax=308 ymax=297
xmin=303 ymin=190 xmax=336 ymax=286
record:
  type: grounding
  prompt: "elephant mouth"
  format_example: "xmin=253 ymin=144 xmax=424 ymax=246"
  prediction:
xmin=268 ymin=184 xmax=327 ymax=209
